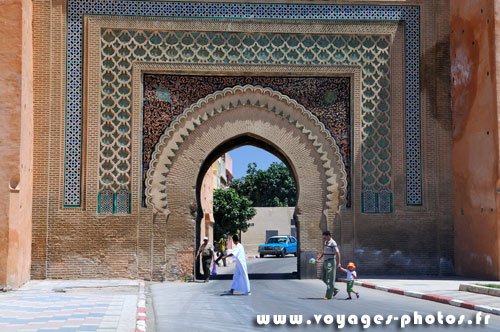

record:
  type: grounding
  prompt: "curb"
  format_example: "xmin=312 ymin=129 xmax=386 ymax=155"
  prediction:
xmin=459 ymin=283 xmax=500 ymax=297
xmin=136 ymin=281 xmax=146 ymax=332
xmin=341 ymin=279 xmax=500 ymax=316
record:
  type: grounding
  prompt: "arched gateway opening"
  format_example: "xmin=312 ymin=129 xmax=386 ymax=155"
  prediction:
xmin=196 ymin=138 xmax=299 ymax=279
xmin=145 ymin=85 xmax=347 ymax=280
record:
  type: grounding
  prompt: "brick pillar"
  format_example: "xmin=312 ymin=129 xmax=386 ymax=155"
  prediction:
xmin=0 ymin=0 xmax=33 ymax=288
xmin=451 ymin=0 xmax=500 ymax=279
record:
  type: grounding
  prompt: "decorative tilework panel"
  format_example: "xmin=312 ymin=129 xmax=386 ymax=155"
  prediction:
xmin=101 ymin=30 xmax=393 ymax=212
xmin=142 ymin=74 xmax=351 ymax=207
xmin=362 ymin=189 xmax=392 ymax=214
xmin=378 ymin=189 xmax=392 ymax=214
xmin=98 ymin=188 xmax=114 ymax=214
xmin=116 ymin=189 xmax=130 ymax=214
xmin=65 ymin=1 xmax=421 ymax=208
xmin=362 ymin=190 xmax=377 ymax=214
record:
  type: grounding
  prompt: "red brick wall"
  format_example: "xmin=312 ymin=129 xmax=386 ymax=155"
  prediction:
xmin=451 ymin=0 xmax=500 ymax=279
xmin=0 ymin=0 xmax=33 ymax=288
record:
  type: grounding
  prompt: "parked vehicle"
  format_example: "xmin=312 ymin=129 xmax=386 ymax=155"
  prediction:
xmin=258 ymin=235 xmax=297 ymax=258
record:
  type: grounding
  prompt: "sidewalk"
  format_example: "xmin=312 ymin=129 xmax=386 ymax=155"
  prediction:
xmin=0 ymin=280 xmax=140 ymax=332
xmin=344 ymin=277 xmax=500 ymax=315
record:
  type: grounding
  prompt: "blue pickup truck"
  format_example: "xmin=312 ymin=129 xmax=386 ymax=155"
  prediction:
xmin=258 ymin=235 xmax=297 ymax=258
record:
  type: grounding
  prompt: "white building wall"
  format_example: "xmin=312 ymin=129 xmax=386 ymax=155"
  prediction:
xmin=241 ymin=207 xmax=296 ymax=255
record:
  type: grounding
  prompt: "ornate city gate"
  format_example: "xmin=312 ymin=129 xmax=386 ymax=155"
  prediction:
xmin=30 ymin=1 xmax=453 ymax=281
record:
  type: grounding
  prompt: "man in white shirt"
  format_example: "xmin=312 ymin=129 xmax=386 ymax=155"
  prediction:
xmin=316 ymin=231 xmax=341 ymax=299
xmin=222 ymin=234 xmax=251 ymax=295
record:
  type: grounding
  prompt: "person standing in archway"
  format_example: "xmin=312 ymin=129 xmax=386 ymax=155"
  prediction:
xmin=222 ymin=234 xmax=251 ymax=295
xmin=316 ymin=231 xmax=341 ymax=299
xmin=196 ymin=237 xmax=215 ymax=283
xmin=215 ymin=234 xmax=228 ymax=267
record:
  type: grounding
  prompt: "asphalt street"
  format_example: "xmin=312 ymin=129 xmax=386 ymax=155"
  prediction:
xmin=216 ymin=255 xmax=298 ymax=276
xmin=151 ymin=258 xmax=500 ymax=332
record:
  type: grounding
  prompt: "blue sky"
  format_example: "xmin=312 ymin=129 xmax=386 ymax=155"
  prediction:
xmin=227 ymin=146 xmax=281 ymax=179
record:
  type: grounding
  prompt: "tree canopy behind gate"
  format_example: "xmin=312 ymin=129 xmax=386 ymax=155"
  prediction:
xmin=230 ymin=162 xmax=297 ymax=207
xmin=213 ymin=188 xmax=256 ymax=240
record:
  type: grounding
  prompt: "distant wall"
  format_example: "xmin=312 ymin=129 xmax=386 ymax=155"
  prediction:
xmin=199 ymin=165 xmax=215 ymax=244
xmin=451 ymin=0 xmax=500 ymax=279
xmin=225 ymin=153 xmax=233 ymax=179
xmin=242 ymin=207 xmax=295 ymax=254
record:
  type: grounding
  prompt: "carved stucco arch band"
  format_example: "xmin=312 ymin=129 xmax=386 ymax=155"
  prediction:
xmin=145 ymin=85 xmax=348 ymax=220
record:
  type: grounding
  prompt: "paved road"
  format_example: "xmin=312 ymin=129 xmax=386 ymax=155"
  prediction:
xmin=216 ymin=255 xmax=297 ymax=276
xmin=150 ymin=259 xmax=500 ymax=332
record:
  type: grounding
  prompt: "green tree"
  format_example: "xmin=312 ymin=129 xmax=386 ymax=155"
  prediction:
xmin=230 ymin=162 xmax=297 ymax=207
xmin=213 ymin=188 xmax=257 ymax=240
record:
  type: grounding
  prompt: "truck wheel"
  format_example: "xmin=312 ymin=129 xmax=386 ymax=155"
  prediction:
xmin=260 ymin=253 xmax=264 ymax=258
xmin=294 ymin=252 xmax=297 ymax=257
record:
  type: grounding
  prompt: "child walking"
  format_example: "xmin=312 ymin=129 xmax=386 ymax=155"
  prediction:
xmin=339 ymin=262 xmax=359 ymax=299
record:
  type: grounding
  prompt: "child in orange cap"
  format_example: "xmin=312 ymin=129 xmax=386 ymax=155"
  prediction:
xmin=339 ymin=262 xmax=359 ymax=299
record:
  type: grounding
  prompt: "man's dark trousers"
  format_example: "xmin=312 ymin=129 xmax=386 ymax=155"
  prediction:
xmin=202 ymin=256 xmax=212 ymax=280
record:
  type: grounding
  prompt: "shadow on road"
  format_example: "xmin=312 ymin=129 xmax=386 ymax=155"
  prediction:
xmin=211 ymin=272 xmax=298 ymax=280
